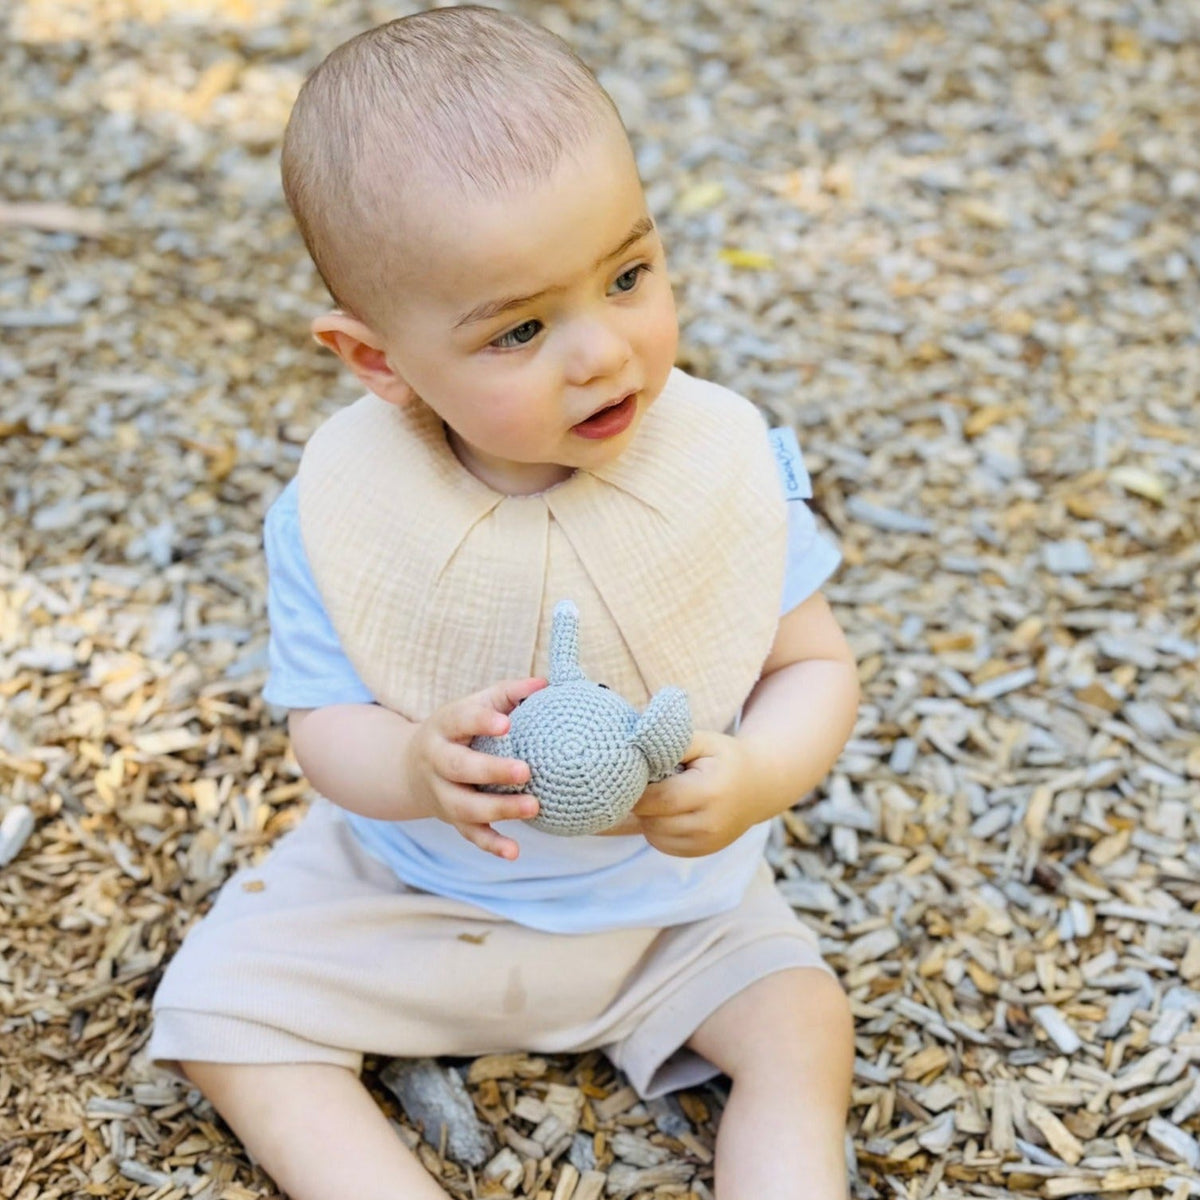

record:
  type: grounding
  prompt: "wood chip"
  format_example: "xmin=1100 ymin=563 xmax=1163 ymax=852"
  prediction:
xmin=1043 ymin=1168 xmax=1172 ymax=1197
xmin=0 ymin=201 xmax=108 ymax=237
xmin=551 ymin=1162 xmax=580 ymax=1200
xmin=1145 ymin=1117 xmax=1200 ymax=1170
xmin=1025 ymin=1100 xmax=1084 ymax=1165
xmin=571 ymin=1170 xmax=607 ymax=1200
xmin=1032 ymin=1006 xmax=1083 ymax=1055
xmin=0 ymin=804 xmax=35 ymax=867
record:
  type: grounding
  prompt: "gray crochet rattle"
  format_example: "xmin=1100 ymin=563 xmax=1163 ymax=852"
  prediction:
xmin=472 ymin=600 xmax=692 ymax=836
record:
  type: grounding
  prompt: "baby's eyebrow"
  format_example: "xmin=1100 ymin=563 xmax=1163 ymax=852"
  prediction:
xmin=454 ymin=216 xmax=655 ymax=328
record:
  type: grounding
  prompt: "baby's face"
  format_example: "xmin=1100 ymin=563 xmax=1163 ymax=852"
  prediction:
xmin=373 ymin=124 xmax=679 ymax=494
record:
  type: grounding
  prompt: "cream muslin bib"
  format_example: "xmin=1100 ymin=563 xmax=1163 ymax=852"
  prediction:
xmin=296 ymin=368 xmax=786 ymax=733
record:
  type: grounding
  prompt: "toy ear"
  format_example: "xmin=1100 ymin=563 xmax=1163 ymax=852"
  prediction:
xmin=630 ymin=687 xmax=692 ymax=782
xmin=548 ymin=600 xmax=585 ymax=684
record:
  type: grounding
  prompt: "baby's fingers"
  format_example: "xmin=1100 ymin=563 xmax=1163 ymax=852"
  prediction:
xmin=438 ymin=780 xmax=539 ymax=827
xmin=488 ymin=675 xmax=548 ymax=715
xmin=633 ymin=775 xmax=697 ymax=820
xmin=438 ymin=741 xmax=530 ymax=789
xmin=438 ymin=677 xmax=547 ymax=742
xmin=443 ymin=785 xmax=539 ymax=860
xmin=595 ymin=813 xmax=642 ymax=837
xmin=455 ymin=820 xmax=523 ymax=861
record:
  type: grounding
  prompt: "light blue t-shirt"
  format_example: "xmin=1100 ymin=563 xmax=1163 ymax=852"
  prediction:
xmin=263 ymin=426 xmax=840 ymax=933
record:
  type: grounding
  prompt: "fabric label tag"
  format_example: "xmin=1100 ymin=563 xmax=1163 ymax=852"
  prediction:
xmin=768 ymin=426 xmax=812 ymax=501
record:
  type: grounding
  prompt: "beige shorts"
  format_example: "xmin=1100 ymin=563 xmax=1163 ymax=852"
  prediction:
xmin=150 ymin=799 xmax=830 ymax=1098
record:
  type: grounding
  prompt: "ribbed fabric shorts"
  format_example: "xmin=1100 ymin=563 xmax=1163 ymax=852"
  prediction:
xmin=149 ymin=799 xmax=831 ymax=1098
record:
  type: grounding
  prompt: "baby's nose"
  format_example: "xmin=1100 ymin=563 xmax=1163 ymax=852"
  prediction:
xmin=565 ymin=317 xmax=630 ymax=385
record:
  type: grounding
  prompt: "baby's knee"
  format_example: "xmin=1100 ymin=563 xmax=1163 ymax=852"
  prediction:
xmin=716 ymin=968 xmax=855 ymax=1075
xmin=783 ymin=970 xmax=854 ymax=1069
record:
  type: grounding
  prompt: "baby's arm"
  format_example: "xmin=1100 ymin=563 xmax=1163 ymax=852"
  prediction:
xmin=628 ymin=592 xmax=859 ymax=856
xmin=732 ymin=590 xmax=860 ymax=815
xmin=288 ymin=676 xmax=546 ymax=859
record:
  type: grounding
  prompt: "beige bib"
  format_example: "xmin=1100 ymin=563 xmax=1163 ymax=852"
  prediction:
xmin=296 ymin=368 xmax=786 ymax=733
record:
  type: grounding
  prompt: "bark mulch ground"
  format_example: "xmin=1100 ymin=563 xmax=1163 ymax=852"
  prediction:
xmin=2 ymin=1 xmax=1197 ymax=1197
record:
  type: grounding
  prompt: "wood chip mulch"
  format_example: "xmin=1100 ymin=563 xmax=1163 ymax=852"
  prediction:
xmin=2 ymin=1 xmax=1197 ymax=1197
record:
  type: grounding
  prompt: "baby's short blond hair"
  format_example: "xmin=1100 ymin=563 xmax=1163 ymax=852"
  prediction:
xmin=281 ymin=6 xmax=622 ymax=332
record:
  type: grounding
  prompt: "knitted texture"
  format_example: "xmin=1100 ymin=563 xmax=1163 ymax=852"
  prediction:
xmin=473 ymin=601 xmax=692 ymax=836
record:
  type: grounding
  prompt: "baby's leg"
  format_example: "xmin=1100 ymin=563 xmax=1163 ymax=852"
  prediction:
xmin=686 ymin=968 xmax=854 ymax=1199
xmin=183 ymin=1061 xmax=449 ymax=1200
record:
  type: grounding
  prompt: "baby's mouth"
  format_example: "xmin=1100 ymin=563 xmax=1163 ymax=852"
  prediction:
xmin=572 ymin=392 xmax=637 ymax=440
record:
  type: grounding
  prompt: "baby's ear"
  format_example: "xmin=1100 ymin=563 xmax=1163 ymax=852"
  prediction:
xmin=310 ymin=311 xmax=417 ymax=408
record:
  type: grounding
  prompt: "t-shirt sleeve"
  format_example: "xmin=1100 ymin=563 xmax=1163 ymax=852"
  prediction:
xmin=771 ymin=427 xmax=842 ymax=614
xmin=262 ymin=481 xmax=376 ymax=709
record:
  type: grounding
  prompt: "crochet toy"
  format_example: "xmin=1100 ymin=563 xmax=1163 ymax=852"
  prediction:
xmin=472 ymin=600 xmax=693 ymax=836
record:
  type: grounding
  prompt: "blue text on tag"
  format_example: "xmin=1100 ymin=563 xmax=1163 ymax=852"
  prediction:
xmin=768 ymin=426 xmax=811 ymax=501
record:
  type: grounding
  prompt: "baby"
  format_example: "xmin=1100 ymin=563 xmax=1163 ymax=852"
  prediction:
xmin=149 ymin=7 xmax=861 ymax=1198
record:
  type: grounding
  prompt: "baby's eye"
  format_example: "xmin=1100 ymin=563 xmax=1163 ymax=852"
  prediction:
xmin=610 ymin=264 xmax=649 ymax=295
xmin=492 ymin=319 xmax=542 ymax=349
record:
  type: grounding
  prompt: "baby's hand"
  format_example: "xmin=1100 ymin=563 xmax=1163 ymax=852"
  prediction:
xmin=404 ymin=677 xmax=546 ymax=860
xmin=620 ymin=731 xmax=758 ymax=857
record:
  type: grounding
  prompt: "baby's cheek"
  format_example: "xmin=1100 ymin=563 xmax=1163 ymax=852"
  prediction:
xmin=495 ymin=403 xmax=559 ymax=456
xmin=638 ymin=300 xmax=679 ymax=387
xmin=467 ymin=382 xmax=532 ymax=427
